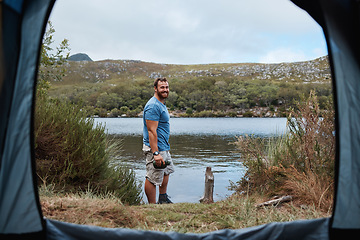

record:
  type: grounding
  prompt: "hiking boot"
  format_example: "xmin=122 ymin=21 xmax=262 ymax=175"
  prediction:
xmin=157 ymin=193 xmax=173 ymax=204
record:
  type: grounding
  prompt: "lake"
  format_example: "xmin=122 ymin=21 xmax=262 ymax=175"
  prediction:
xmin=93 ymin=117 xmax=287 ymax=203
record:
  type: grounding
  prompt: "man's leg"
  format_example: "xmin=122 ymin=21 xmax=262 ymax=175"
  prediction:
xmin=145 ymin=178 xmax=156 ymax=204
xmin=158 ymin=174 xmax=173 ymax=204
xmin=159 ymin=174 xmax=169 ymax=194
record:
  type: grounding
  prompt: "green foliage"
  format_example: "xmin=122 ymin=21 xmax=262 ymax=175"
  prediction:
xmin=35 ymin=98 xmax=142 ymax=204
xmin=96 ymin=92 xmax=122 ymax=110
xmin=44 ymin=57 xmax=332 ymax=117
xmin=233 ymin=91 xmax=335 ymax=211
xmin=38 ymin=21 xmax=70 ymax=86
xmin=109 ymin=108 xmax=120 ymax=117
xmin=185 ymin=108 xmax=193 ymax=115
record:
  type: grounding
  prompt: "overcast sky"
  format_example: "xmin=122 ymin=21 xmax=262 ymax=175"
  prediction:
xmin=49 ymin=0 xmax=327 ymax=64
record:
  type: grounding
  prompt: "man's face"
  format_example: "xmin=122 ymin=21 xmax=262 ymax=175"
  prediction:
xmin=155 ymin=81 xmax=169 ymax=99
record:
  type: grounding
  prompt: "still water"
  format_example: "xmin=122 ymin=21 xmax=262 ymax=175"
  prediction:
xmin=93 ymin=117 xmax=287 ymax=203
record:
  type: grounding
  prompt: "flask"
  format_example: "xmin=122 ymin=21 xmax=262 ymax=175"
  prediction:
xmin=153 ymin=160 xmax=171 ymax=169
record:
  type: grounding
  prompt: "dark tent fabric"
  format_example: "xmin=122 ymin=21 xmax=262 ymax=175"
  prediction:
xmin=0 ymin=0 xmax=359 ymax=239
xmin=0 ymin=0 xmax=54 ymax=238
xmin=46 ymin=218 xmax=330 ymax=240
xmin=292 ymin=0 xmax=360 ymax=237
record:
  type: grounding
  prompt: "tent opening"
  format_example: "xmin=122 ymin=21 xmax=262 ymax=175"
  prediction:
xmin=35 ymin=0 xmax=333 ymax=233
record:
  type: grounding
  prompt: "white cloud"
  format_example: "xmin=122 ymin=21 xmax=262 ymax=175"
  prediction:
xmin=49 ymin=0 xmax=327 ymax=64
xmin=313 ymin=47 xmax=328 ymax=57
xmin=259 ymin=48 xmax=307 ymax=63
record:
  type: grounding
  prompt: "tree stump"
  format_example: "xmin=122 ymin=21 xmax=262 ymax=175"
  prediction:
xmin=199 ymin=167 xmax=214 ymax=203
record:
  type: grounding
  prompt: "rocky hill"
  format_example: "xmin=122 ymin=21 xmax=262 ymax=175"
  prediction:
xmin=58 ymin=56 xmax=331 ymax=85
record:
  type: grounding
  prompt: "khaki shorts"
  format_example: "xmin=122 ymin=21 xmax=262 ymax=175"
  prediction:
xmin=143 ymin=144 xmax=175 ymax=186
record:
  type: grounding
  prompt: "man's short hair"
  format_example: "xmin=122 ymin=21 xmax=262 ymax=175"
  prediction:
xmin=154 ymin=77 xmax=168 ymax=88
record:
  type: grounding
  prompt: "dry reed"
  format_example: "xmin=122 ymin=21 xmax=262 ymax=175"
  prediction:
xmin=234 ymin=90 xmax=335 ymax=212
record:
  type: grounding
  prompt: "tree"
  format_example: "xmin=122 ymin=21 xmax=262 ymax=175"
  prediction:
xmin=277 ymin=83 xmax=299 ymax=109
xmin=38 ymin=21 xmax=70 ymax=85
xmin=260 ymin=85 xmax=278 ymax=107
xmin=96 ymin=92 xmax=122 ymax=110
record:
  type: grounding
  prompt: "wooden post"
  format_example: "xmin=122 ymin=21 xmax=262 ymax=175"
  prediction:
xmin=200 ymin=167 xmax=214 ymax=203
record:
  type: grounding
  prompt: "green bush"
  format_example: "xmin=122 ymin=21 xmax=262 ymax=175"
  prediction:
xmin=227 ymin=111 xmax=237 ymax=117
xmin=186 ymin=108 xmax=193 ymax=115
xmin=119 ymin=106 xmax=129 ymax=114
xmin=109 ymin=108 xmax=120 ymax=117
xmin=35 ymin=96 xmax=142 ymax=205
xmin=242 ymin=111 xmax=253 ymax=117
xmin=193 ymin=110 xmax=214 ymax=117
xmin=94 ymin=107 xmax=108 ymax=117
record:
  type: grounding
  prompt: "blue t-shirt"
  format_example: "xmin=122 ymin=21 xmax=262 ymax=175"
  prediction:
xmin=143 ymin=96 xmax=170 ymax=151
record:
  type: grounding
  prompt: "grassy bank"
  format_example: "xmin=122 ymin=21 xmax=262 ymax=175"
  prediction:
xmin=40 ymin=188 xmax=329 ymax=233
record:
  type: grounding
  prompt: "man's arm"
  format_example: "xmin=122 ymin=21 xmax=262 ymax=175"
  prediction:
xmin=146 ymin=119 xmax=165 ymax=166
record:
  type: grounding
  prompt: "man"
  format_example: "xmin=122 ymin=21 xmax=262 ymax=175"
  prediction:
xmin=142 ymin=77 xmax=175 ymax=204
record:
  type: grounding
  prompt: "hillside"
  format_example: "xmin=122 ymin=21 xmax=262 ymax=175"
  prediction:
xmin=46 ymin=56 xmax=332 ymax=117
xmin=57 ymin=56 xmax=330 ymax=85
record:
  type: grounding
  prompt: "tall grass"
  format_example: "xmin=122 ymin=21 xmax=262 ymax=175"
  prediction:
xmin=35 ymin=94 xmax=142 ymax=205
xmin=234 ymin=90 xmax=335 ymax=212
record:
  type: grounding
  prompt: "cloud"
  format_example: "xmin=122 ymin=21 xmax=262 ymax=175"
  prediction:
xmin=258 ymin=48 xmax=308 ymax=63
xmin=312 ymin=47 xmax=328 ymax=57
xmin=49 ymin=0 xmax=327 ymax=64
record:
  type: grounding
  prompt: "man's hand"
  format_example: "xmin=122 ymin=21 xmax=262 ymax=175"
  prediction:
xmin=154 ymin=154 xmax=165 ymax=167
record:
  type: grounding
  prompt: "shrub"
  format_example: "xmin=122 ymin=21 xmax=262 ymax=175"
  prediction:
xmin=194 ymin=110 xmax=214 ymax=117
xmin=127 ymin=109 xmax=140 ymax=117
xmin=94 ymin=107 xmax=108 ymax=117
xmin=186 ymin=108 xmax=193 ymax=115
xmin=119 ymin=106 xmax=129 ymax=115
xmin=242 ymin=111 xmax=253 ymax=117
xmin=234 ymin=90 xmax=334 ymax=212
xmin=35 ymin=96 xmax=142 ymax=205
xmin=109 ymin=108 xmax=120 ymax=117
xmin=227 ymin=111 xmax=237 ymax=117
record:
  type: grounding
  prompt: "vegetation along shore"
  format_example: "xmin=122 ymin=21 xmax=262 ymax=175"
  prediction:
xmin=47 ymin=53 xmax=331 ymax=118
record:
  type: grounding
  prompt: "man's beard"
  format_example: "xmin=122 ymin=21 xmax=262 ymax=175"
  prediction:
xmin=157 ymin=90 xmax=169 ymax=100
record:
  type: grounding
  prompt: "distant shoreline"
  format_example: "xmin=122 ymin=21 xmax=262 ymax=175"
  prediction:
xmin=91 ymin=106 xmax=287 ymax=118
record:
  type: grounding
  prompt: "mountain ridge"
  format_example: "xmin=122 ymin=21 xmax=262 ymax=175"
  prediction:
xmin=59 ymin=55 xmax=330 ymax=85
